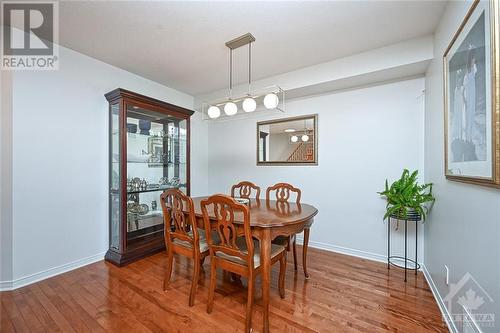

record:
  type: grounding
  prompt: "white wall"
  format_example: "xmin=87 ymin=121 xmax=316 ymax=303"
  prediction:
xmin=0 ymin=71 xmax=14 ymax=286
xmin=5 ymin=45 xmax=207 ymax=288
xmin=424 ymin=1 xmax=500 ymax=332
xmin=207 ymin=78 xmax=425 ymax=261
xmin=191 ymin=111 xmax=209 ymax=197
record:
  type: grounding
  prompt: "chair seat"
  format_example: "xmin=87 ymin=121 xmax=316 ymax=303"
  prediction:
xmin=216 ymin=237 xmax=285 ymax=268
xmin=172 ymin=228 xmax=219 ymax=253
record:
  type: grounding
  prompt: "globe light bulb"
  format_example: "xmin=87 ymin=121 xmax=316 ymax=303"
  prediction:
xmin=207 ymin=106 xmax=220 ymax=119
xmin=224 ymin=101 xmax=238 ymax=116
xmin=242 ymin=97 xmax=257 ymax=112
xmin=263 ymin=93 xmax=279 ymax=109
xmin=301 ymin=134 xmax=309 ymax=142
xmin=290 ymin=135 xmax=298 ymax=143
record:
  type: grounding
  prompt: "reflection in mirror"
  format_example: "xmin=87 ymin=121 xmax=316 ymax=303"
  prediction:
xmin=257 ymin=115 xmax=317 ymax=165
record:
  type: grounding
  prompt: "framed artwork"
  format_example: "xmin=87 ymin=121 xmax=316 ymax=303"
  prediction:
xmin=147 ymin=136 xmax=166 ymax=167
xmin=444 ymin=0 xmax=500 ymax=187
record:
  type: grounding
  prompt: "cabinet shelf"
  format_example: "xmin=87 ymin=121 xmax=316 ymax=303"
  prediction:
xmin=112 ymin=131 xmax=187 ymax=142
xmin=127 ymin=132 xmax=187 ymax=141
xmin=126 ymin=161 xmax=186 ymax=165
xmin=127 ymin=184 xmax=187 ymax=194
xmin=127 ymin=209 xmax=163 ymax=221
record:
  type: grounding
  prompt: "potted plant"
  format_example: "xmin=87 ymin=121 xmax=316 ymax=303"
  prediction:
xmin=378 ymin=169 xmax=435 ymax=221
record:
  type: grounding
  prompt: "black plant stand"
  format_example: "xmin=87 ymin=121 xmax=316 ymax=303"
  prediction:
xmin=387 ymin=212 xmax=421 ymax=282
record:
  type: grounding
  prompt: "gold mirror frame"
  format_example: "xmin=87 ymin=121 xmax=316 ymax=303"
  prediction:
xmin=256 ymin=114 xmax=318 ymax=166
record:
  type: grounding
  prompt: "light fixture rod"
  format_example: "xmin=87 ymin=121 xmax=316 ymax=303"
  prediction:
xmin=248 ymin=42 xmax=252 ymax=94
xmin=229 ymin=48 xmax=233 ymax=98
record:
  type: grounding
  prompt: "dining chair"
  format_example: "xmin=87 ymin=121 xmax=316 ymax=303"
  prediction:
xmin=231 ymin=181 xmax=261 ymax=199
xmin=160 ymin=188 xmax=210 ymax=307
xmin=267 ymin=183 xmax=310 ymax=278
xmin=201 ymin=194 xmax=286 ymax=333
xmin=230 ymin=182 xmax=260 ymax=283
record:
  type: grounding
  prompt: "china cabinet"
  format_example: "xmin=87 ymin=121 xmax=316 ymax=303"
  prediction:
xmin=105 ymin=88 xmax=194 ymax=266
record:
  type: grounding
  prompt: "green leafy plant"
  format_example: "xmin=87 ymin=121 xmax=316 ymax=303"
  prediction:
xmin=378 ymin=169 xmax=435 ymax=221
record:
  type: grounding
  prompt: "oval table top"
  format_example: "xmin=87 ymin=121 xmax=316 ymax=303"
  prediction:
xmin=188 ymin=196 xmax=318 ymax=228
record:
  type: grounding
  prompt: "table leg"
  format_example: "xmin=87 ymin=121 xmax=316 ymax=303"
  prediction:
xmin=260 ymin=228 xmax=271 ymax=333
xmin=303 ymin=228 xmax=310 ymax=279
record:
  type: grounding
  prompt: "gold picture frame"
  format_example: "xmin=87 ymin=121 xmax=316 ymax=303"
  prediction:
xmin=443 ymin=0 xmax=500 ymax=187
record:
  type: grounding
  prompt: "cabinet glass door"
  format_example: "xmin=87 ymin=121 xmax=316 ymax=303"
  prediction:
xmin=125 ymin=104 xmax=187 ymax=245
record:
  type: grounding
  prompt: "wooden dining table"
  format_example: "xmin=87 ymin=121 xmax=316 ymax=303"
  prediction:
xmin=186 ymin=196 xmax=319 ymax=333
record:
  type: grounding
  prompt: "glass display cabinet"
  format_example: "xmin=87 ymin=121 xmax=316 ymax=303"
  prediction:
xmin=105 ymin=88 xmax=194 ymax=266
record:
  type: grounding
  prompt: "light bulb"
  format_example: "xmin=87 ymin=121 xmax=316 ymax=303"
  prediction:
xmin=207 ymin=106 xmax=220 ymax=119
xmin=263 ymin=93 xmax=279 ymax=109
xmin=301 ymin=134 xmax=309 ymax=142
xmin=242 ymin=97 xmax=257 ymax=112
xmin=224 ymin=102 xmax=238 ymax=116
xmin=290 ymin=135 xmax=298 ymax=143
xmin=284 ymin=129 xmax=296 ymax=133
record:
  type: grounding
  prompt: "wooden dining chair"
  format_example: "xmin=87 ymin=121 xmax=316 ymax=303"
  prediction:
xmin=201 ymin=194 xmax=286 ymax=333
xmin=160 ymin=189 xmax=210 ymax=307
xmin=231 ymin=181 xmax=261 ymax=199
xmin=267 ymin=183 xmax=310 ymax=278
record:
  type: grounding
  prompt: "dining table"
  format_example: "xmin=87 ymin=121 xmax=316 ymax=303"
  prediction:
xmin=186 ymin=196 xmax=319 ymax=333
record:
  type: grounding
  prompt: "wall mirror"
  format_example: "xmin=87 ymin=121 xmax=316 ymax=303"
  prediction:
xmin=257 ymin=114 xmax=318 ymax=165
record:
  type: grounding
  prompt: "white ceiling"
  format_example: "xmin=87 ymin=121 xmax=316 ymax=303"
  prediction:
xmin=59 ymin=1 xmax=447 ymax=96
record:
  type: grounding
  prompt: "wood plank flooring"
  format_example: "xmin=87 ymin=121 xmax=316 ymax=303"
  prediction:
xmin=0 ymin=247 xmax=449 ymax=332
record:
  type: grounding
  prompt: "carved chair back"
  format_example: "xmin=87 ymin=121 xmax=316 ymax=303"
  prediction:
xmin=160 ymin=189 xmax=199 ymax=248
xmin=231 ymin=181 xmax=261 ymax=199
xmin=266 ymin=182 xmax=302 ymax=204
xmin=201 ymin=194 xmax=254 ymax=267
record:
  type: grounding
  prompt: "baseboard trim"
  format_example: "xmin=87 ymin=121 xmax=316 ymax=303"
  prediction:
xmin=0 ymin=251 xmax=106 ymax=291
xmin=295 ymin=236 xmax=389 ymax=264
xmin=421 ymin=264 xmax=457 ymax=333
xmin=0 ymin=280 xmax=13 ymax=290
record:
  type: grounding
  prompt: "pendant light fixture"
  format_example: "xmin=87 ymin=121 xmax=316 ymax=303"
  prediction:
xmin=224 ymin=102 xmax=238 ymax=116
xmin=263 ymin=93 xmax=279 ymax=109
xmin=202 ymin=33 xmax=285 ymax=120
xmin=242 ymin=97 xmax=257 ymax=112
xmin=207 ymin=105 xmax=221 ymax=119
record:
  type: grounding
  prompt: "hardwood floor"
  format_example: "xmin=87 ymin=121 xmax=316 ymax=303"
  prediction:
xmin=0 ymin=247 xmax=449 ymax=333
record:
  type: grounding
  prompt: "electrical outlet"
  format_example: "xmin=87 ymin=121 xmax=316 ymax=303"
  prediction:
xmin=444 ymin=265 xmax=449 ymax=285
